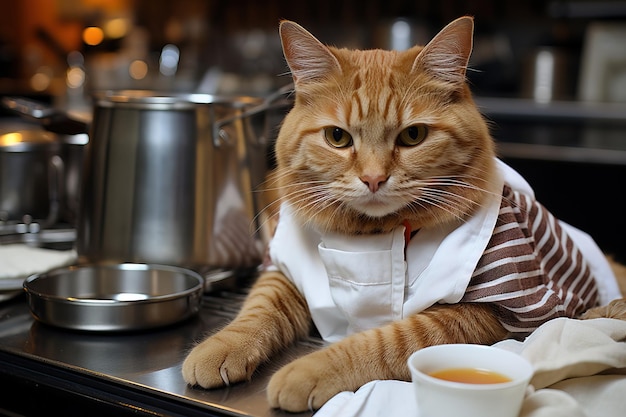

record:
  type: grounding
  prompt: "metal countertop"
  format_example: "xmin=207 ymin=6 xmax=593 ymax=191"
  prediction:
xmin=0 ymin=275 xmax=318 ymax=417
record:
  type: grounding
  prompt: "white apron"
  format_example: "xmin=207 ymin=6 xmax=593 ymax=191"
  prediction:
xmin=268 ymin=160 xmax=621 ymax=342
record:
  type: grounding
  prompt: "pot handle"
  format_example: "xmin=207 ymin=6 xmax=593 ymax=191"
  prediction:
xmin=1 ymin=97 xmax=90 ymax=135
xmin=212 ymin=83 xmax=294 ymax=146
xmin=42 ymin=155 xmax=64 ymax=228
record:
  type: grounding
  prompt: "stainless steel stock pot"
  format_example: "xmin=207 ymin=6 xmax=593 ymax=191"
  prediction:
xmin=0 ymin=127 xmax=62 ymax=228
xmin=76 ymin=90 xmax=270 ymax=270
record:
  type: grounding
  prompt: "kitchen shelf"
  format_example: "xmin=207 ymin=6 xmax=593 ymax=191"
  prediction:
xmin=475 ymin=96 xmax=626 ymax=124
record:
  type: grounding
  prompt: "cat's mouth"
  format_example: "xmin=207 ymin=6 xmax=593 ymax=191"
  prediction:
xmin=349 ymin=194 xmax=405 ymax=218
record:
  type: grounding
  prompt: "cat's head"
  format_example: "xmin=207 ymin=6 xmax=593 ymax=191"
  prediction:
xmin=274 ymin=16 xmax=496 ymax=234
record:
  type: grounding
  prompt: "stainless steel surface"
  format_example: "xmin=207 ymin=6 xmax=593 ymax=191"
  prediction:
xmin=76 ymin=91 xmax=268 ymax=270
xmin=0 ymin=281 xmax=317 ymax=417
xmin=23 ymin=263 xmax=203 ymax=331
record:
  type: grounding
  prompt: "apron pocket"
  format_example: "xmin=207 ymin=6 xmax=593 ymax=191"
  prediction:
xmin=319 ymin=245 xmax=396 ymax=333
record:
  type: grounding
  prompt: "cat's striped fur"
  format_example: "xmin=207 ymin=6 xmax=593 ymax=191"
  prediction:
xmin=182 ymin=16 xmax=625 ymax=412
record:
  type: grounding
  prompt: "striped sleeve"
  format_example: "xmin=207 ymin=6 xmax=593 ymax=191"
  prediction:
xmin=461 ymin=185 xmax=599 ymax=336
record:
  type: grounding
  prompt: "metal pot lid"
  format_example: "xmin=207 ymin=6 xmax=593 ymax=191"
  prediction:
xmin=0 ymin=129 xmax=60 ymax=152
xmin=93 ymin=89 xmax=262 ymax=110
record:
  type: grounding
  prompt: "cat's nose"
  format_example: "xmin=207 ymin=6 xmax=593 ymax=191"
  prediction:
xmin=360 ymin=174 xmax=388 ymax=193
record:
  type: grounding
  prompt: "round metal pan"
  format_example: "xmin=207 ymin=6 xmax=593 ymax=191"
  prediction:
xmin=23 ymin=263 xmax=204 ymax=332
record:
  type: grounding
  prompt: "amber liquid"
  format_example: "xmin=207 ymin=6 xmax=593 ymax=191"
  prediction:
xmin=428 ymin=367 xmax=512 ymax=384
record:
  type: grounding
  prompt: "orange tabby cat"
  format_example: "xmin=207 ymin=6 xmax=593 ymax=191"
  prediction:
xmin=182 ymin=16 xmax=625 ymax=412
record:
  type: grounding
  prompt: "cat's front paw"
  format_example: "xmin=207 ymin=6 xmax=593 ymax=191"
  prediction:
xmin=182 ymin=332 xmax=260 ymax=389
xmin=266 ymin=353 xmax=348 ymax=412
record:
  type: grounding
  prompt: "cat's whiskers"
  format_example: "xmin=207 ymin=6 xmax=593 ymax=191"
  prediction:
xmin=256 ymin=179 xmax=327 ymax=194
xmin=250 ymin=194 xmax=287 ymax=236
xmin=290 ymin=181 xmax=362 ymax=231
xmin=420 ymin=190 xmax=472 ymax=216
xmin=250 ymin=211 xmax=278 ymax=239
xmin=431 ymin=166 xmax=528 ymax=216
xmin=421 ymin=178 xmax=493 ymax=198
xmin=409 ymin=191 xmax=469 ymax=223
xmin=250 ymin=166 xmax=334 ymax=234
xmin=400 ymin=175 xmax=493 ymax=224
xmin=250 ymin=182 xmax=338 ymax=236
xmin=253 ymin=173 xmax=327 ymax=212
xmin=280 ymin=181 xmax=333 ymax=207
xmin=291 ymin=195 xmax=342 ymax=230
xmin=419 ymin=186 xmax=479 ymax=209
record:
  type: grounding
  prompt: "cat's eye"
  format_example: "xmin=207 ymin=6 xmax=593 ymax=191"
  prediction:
xmin=397 ymin=125 xmax=428 ymax=146
xmin=324 ymin=127 xmax=353 ymax=148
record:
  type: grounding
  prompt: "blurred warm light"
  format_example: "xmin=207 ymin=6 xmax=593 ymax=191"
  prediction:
xmin=105 ymin=18 xmax=129 ymax=39
xmin=66 ymin=67 xmax=86 ymax=88
xmin=0 ymin=132 xmax=23 ymax=147
xmin=30 ymin=67 xmax=52 ymax=91
xmin=83 ymin=26 xmax=104 ymax=46
xmin=129 ymin=60 xmax=148 ymax=80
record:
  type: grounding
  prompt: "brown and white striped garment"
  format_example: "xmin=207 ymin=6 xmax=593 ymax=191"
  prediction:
xmin=461 ymin=185 xmax=599 ymax=336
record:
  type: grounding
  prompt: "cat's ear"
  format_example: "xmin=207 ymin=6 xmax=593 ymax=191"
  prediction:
xmin=279 ymin=20 xmax=342 ymax=85
xmin=412 ymin=16 xmax=474 ymax=86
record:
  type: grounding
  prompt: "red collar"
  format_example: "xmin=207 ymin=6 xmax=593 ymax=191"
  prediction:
xmin=403 ymin=220 xmax=412 ymax=247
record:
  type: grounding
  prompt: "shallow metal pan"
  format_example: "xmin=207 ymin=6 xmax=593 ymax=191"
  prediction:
xmin=23 ymin=263 xmax=203 ymax=332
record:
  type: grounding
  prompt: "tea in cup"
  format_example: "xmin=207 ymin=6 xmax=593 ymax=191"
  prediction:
xmin=407 ymin=344 xmax=533 ymax=417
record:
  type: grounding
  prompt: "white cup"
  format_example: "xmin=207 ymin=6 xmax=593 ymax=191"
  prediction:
xmin=407 ymin=344 xmax=533 ymax=417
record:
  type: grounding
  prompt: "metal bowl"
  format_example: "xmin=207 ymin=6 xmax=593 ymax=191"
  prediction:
xmin=23 ymin=263 xmax=204 ymax=332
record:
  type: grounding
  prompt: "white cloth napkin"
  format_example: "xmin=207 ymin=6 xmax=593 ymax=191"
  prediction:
xmin=0 ymin=244 xmax=77 ymax=280
xmin=315 ymin=317 xmax=626 ymax=417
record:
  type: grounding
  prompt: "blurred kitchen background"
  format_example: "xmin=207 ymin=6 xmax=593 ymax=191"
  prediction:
xmin=3 ymin=0 xmax=626 ymax=98
xmin=1 ymin=0 xmax=626 ymax=260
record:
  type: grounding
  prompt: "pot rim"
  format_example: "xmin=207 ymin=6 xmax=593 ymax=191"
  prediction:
xmin=23 ymin=263 xmax=204 ymax=306
xmin=93 ymin=89 xmax=263 ymax=110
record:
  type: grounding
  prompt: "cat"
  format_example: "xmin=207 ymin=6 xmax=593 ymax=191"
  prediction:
xmin=182 ymin=16 xmax=626 ymax=412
